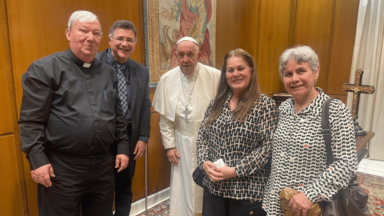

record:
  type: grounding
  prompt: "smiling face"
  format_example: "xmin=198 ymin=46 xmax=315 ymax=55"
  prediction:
xmin=109 ymin=28 xmax=136 ymax=63
xmin=175 ymin=41 xmax=201 ymax=75
xmin=283 ymin=59 xmax=319 ymax=102
xmin=65 ymin=20 xmax=102 ymax=63
xmin=225 ymin=56 xmax=252 ymax=96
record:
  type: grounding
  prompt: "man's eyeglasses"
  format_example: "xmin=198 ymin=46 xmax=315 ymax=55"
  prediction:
xmin=111 ymin=36 xmax=136 ymax=44
xmin=176 ymin=52 xmax=195 ymax=60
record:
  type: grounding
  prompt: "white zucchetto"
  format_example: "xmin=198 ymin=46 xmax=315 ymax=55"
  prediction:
xmin=176 ymin=36 xmax=198 ymax=46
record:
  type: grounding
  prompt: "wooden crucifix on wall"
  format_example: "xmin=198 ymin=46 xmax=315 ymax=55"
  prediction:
xmin=342 ymin=69 xmax=375 ymax=136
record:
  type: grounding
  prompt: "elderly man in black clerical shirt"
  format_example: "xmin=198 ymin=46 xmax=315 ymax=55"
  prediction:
xmin=97 ymin=20 xmax=152 ymax=216
xmin=18 ymin=10 xmax=129 ymax=216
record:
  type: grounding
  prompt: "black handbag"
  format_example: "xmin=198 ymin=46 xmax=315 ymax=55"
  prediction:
xmin=192 ymin=166 xmax=206 ymax=188
xmin=320 ymin=98 xmax=370 ymax=216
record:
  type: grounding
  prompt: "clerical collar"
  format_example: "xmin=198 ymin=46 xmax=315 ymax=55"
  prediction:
xmin=66 ymin=48 xmax=94 ymax=68
xmin=106 ymin=48 xmax=130 ymax=69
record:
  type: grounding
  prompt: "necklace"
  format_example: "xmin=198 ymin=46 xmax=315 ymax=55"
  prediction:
xmin=230 ymin=97 xmax=238 ymax=111
xmin=180 ymin=71 xmax=198 ymax=120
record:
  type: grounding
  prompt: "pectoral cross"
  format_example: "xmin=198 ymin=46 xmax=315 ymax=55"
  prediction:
xmin=182 ymin=106 xmax=192 ymax=120
xmin=342 ymin=69 xmax=375 ymax=135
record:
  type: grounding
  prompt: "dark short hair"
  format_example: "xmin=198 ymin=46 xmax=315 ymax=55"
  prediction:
xmin=109 ymin=20 xmax=137 ymax=41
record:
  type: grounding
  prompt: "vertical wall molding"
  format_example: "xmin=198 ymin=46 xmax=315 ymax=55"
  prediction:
xmin=0 ymin=0 xmax=28 ymax=214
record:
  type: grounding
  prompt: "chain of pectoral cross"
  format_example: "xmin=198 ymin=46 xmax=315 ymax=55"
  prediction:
xmin=180 ymin=71 xmax=198 ymax=120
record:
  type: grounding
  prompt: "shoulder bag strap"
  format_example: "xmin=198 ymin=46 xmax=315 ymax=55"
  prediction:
xmin=321 ymin=98 xmax=335 ymax=166
xmin=321 ymin=98 xmax=358 ymax=184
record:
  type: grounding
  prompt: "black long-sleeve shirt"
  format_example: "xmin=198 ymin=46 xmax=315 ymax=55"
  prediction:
xmin=19 ymin=48 xmax=129 ymax=170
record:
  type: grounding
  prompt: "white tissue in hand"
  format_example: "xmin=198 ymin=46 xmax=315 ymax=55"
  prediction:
xmin=214 ymin=158 xmax=225 ymax=168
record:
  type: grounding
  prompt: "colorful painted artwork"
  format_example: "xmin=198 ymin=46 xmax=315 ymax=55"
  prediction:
xmin=145 ymin=0 xmax=216 ymax=84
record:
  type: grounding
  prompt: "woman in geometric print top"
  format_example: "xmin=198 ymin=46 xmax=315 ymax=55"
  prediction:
xmin=196 ymin=48 xmax=278 ymax=216
xmin=262 ymin=46 xmax=358 ymax=216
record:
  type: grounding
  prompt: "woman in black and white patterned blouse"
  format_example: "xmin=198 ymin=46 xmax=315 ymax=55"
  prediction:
xmin=262 ymin=46 xmax=358 ymax=216
xmin=196 ymin=48 xmax=278 ymax=216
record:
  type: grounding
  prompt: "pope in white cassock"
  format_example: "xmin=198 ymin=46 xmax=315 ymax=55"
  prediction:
xmin=153 ymin=36 xmax=221 ymax=216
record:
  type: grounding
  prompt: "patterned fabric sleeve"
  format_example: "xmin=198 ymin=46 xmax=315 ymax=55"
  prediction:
xmin=235 ymin=96 xmax=278 ymax=177
xmin=196 ymin=99 xmax=214 ymax=168
xmin=304 ymin=99 xmax=358 ymax=202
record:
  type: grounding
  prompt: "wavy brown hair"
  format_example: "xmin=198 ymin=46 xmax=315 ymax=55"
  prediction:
xmin=206 ymin=48 xmax=261 ymax=125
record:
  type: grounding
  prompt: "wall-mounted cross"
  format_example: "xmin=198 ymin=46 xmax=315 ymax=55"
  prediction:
xmin=342 ymin=69 xmax=375 ymax=135
xmin=342 ymin=69 xmax=375 ymax=120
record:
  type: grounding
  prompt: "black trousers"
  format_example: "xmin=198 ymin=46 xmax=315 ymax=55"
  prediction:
xmin=202 ymin=188 xmax=266 ymax=216
xmin=38 ymin=150 xmax=115 ymax=216
xmin=114 ymin=154 xmax=136 ymax=216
